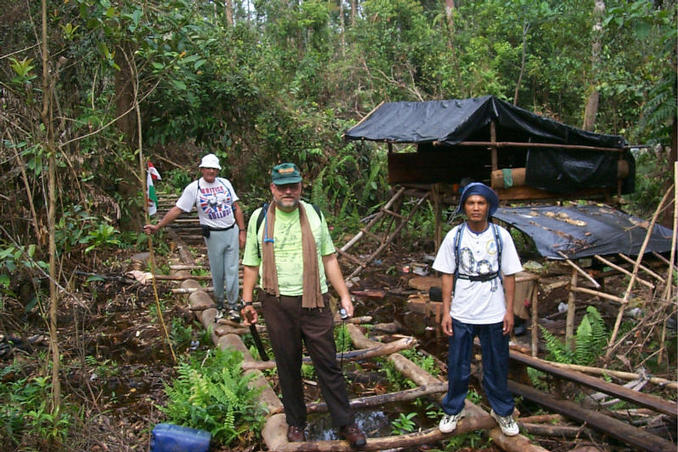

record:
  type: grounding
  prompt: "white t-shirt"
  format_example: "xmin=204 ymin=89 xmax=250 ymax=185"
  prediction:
xmin=175 ymin=177 xmax=239 ymax=229
xmin=432 ymin=223 xmax=522 ymax=324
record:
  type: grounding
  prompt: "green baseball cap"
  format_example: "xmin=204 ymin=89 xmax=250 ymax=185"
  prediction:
xmin=271 ymin=163 xmax=302 ymax=185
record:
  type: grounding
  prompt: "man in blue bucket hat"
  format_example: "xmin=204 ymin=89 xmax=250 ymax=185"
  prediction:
xmin=432 ymin=182 xmax=522 ymax=437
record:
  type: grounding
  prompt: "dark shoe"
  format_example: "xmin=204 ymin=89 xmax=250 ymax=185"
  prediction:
xmin=287 ymin=425 xmax=306 ymax=442
xmin=340 ymin=423 xmax=366 ymax=449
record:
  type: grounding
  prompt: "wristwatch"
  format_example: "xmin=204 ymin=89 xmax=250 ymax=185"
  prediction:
xmin=241 ymin=298 xmax=252 ymax=307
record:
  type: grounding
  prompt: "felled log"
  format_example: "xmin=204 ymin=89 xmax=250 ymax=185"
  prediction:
xmin=264 ymin=413 xmax=499 ymax=452
xmin=241 ymin=337 xmax=416 ymax=371
xmin=306 ymin=382 xmax=448 ymax=413
xmin=546 ymin=362 xmax=678 ymax=391
xmin=518 ymin=423 xmax=584 ymax=439
xmin=510 ymin=351 xmax=678 ymax=417
xmin=510 ymin=380 xmax=676 ymax=452
xmin=491 ymin=161 xmax=629 ymax=189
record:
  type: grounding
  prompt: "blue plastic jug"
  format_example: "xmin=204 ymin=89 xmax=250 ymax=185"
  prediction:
xmin=150 ymin=423 xmax=211 ymax=452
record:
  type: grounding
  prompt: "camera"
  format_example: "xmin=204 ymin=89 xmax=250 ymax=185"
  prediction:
xmin=339 ymin=308 xmax=349 ymax=320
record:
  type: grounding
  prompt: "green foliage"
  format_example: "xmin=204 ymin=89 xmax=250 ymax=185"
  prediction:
xmin=0 ymin=367 xmax=74 ymax=448
xmin=334 ymin=323 xmax=352 ymax=353
xmin=377 ymin=357 xmax=416 ymax=392
xmin=400 ymin=348 xmax=440 ymax=378
xmin=9 ymin=57 xmax=36 ymax=85
xmin=170 ymin=317 xmax=196 ymax=351
xmin=391 ymin=411 xmax=417 ymax=435
xmin=301 ymin=363 xmax=316 ymax=379
xmin=161 ymin=348 xmax=266 ymax=445
xmin=527 ymin=368 xmax=550 ymax=391
xmin=541 ymin=306 xmax=608 ymax=365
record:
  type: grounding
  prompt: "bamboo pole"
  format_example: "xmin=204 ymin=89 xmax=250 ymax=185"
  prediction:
xmin=659 ymin=167 xmax=678 ymax=364
xmin=617 ymin=253 xmax=664 ymax=282
xmin=557 ymin=251 xmax=601 ymax=288
xmin=605 ymin=186 xmax=673 ymax=359
xmin=594 ymin=255 xmax=654 ymax=289
xmin=128 ymin=50 xmax=176 ymax=363
xmin=570 ymin=286 xmax=624 ymax=303
xmin=566 ymin=267 xmax=578 ymax=351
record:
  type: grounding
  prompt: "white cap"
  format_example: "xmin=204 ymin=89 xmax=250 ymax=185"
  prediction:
xmin=199 ymin=154 xmax=221 ymax=170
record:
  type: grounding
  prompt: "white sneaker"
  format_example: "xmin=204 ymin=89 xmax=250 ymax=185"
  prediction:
xmin=490 ymin=409 xmax=519 ymax=436
xmin=438 ymin=409 xmax=465 ymax=433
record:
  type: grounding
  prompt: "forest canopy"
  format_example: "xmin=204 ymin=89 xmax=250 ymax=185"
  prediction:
xmin=0 ymin=0 xmax=675 ymax=278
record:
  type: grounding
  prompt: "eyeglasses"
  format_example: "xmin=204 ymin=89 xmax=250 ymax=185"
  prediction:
xmin=274 ymin=183 xmax=301 ymax=192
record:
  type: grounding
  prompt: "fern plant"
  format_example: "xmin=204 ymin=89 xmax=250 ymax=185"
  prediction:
xmin=540 ymin=306 xmax=609 ymax=365
xmin=160 ymin=348 xmax=266 ymax=445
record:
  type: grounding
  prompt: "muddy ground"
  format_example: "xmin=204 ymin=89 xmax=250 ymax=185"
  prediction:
xmin=2 ymin=242 xmax=676 ymax=451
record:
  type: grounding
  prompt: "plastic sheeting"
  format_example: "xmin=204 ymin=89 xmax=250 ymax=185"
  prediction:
xmin=345 ymin=96 xmax=625 ymax=147
xmin=492 ymin=205 xmax=675 ymax=260
xmin=345 ymin=96 xmax=634 ymax=194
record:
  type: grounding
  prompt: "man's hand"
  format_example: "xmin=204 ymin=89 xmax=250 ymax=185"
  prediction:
xmin=241 ymin=304 xmax=258 ymax=326
xmin=238 ymin=229 xmax=246 ymax=248
xmin=339 ymin=296 xmax=354 ymax=317
xmin=441 ymin=314 xmax=454 ymax=337
xmin=143 ymin=224 xmax=159 ymax=235
xmin=503 ymin=311 xmax=514 ymax=336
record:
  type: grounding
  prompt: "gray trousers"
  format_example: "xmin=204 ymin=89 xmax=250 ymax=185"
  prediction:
xmin=204 ymin=226 xmax=239 ymax=309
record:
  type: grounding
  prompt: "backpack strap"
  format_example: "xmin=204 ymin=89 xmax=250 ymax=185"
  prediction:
xmin=491 ymin=222 xmax=503 ymax=284
xmin=452 ymin=223 xmax=465 ymax=295
xmin=453 ymin=222 xmax=504 ymax=294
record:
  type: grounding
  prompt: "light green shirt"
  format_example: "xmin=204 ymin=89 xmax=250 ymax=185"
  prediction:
xmin=242 ymin=201 xmax=335 ymax=296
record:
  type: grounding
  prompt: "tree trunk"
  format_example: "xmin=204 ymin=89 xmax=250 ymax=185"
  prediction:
xmin=225 ymin=0 xmax=233 ymax=26
xmin=582 ymin=1 xmax=605 ymax=131
xmin=444 ymin=0 xmax=455 ymax=33
xmin=114 ymin=44 xmax=136 ymax=148
xmin=41 ymin=0 xmax=62 ymax=432
xmin=350 ymin=0 xmax=357 ymax=27
xmin=514 ymin=21 xmax=530 ymax=105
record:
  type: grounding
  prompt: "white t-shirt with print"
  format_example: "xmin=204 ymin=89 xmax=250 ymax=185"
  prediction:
xmin=175 ymin=177 xmax=239 ymax=229
xmin=432 ymin=223 xmax=522 ymax=324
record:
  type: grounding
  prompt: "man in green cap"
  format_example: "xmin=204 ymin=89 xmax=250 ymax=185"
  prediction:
xmin=240 ymin=163 xmax=367 ymax=449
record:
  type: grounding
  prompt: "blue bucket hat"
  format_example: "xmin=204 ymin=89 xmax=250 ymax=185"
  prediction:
xmin=455 ymin=182 xmax=499 ymax=217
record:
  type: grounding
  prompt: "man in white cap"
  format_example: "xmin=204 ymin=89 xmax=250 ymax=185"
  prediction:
xmin=433 ymin=182 xmax=522 ymax=437
xmin=144 ymin=154 xmax=246 ymax=321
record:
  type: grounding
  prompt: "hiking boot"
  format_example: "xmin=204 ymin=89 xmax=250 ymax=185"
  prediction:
xmin=339 ymin=423 xmax=366 ymax=449
xmin=490 ymin=409 xmax=519 ymax=436
xmin=214 ymin=309 xmax=224 ymax=320
xmin=439 ymin=409 xmax=465 ymax=433
xmin=227 ymin=308 xmax=241 ymax=323
xmin=287 ymin=425 xmax=306 ymax=442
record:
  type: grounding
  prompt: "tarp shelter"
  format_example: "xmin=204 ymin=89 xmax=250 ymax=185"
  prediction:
xmin=345 ymin=95 xmax=635 ymax=200
xmin=493 ymin=205 xmax=675 ymax=260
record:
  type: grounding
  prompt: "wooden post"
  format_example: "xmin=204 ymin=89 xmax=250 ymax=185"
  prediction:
xmin=432 ymin=183 xmax=442 ymax=250
xmin=530 ymin=283 xmax=538 ymax=357
xmin=490 ymin=121 xmax=498 ymax=171
xmin=566 ymin=267 xmax=578 ymax=351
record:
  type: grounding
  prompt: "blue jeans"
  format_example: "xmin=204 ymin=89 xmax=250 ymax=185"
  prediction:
xmin=442 ymin=318 xmax=514 ymax=417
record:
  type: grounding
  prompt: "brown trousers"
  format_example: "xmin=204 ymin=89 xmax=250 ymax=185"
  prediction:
xmin=261 ymin=292 xmax=354 ymax=428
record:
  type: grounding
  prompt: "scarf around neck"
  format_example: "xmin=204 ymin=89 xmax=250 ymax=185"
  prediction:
xmin=261 ymin=201 xmax=323 ymax=308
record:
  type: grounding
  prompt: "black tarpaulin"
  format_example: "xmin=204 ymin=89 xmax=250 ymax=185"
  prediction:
xmin=345 ymin=96 xmax=634 ymax=194
xmin=492 ymin=205 xmax=675 ymax=260
xmin=345 ymin=95 xmax=626 ymax=148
